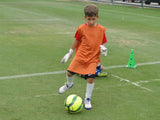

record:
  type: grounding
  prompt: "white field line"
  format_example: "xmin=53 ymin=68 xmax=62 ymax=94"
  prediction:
xmin=35 ymin=79 xmax=160 ymax=98
xmin=103 ymin=61 xmax=160 ymax=69
xmin=34 ymin=93 xmax=59 ymax=98
xmin=111 ymin=74 xmax=153 ymax=92
xmin=0 ymin=61 xmax=159 ymax=80
xmin=1 ymin=79 xmax=159 ymax=100
xmin=0 ymin=71 xmax=66 ymax=80
xmin=136 ymin=61 xmax=160 ymax=66
xmin=0 ymin=93 xmax=60 ymax=102
xmin=95 ymin=79 xmax=160 ymax=90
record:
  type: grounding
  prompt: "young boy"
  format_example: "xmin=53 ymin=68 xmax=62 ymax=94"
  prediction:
xmin=59 ymin=4 xmax=107 ymax=110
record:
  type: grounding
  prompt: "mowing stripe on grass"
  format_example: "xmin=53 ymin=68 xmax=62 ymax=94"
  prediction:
xmin=101 ymin=8 xmax=160 ymax=20
xmin=0 ymin=18 xmax=61 ymax=22
xmin=0 ymin=61 xmax=159 ymax=80
xmin=1 ymin=1 xmax=159 ymax=19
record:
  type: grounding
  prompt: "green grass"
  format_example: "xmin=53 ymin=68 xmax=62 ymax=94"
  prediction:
xmin=0 ymin=0 xmax=160 ymax=120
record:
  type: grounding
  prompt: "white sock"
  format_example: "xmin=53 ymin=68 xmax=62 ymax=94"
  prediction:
xmin=66 ymin=74 xmax=73 ymax=87
xmin=85 ymin=82 xmax=95 ymax=99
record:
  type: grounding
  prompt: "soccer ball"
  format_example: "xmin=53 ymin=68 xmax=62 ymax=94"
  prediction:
xmin=64 ymin=94 xmax=83 ymax=113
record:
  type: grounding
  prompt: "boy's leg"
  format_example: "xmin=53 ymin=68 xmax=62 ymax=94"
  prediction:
xmin=84 ymin=74 xmax=95 ymax=110
xmin=95 ymin=64 xmax=108 ymax=77
xmin=66 ymin=71 xmax=74 ymax=87
xmin=58 ymin=71 xmax=75 ymax=94
xmin=85 ymin=78 xmax=94 ymax=98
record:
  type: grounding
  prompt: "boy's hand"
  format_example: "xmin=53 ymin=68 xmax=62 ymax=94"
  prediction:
xmin=100 ymin=45 xmax=107 ymax=56
xmin=61 ymin=49 xmax=73 ymax=63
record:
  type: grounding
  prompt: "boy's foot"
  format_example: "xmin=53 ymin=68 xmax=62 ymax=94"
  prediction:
xmin=84 ymin=98 xmax=92 ymax=110
xmin=98 ymin=72 xmax=108 ymax=77
xmin=58 ymin=83 xmax=73 ymax=94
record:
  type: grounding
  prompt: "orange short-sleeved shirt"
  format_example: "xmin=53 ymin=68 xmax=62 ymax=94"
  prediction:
xmin=68 ymin=23 xmax=107 ymax=75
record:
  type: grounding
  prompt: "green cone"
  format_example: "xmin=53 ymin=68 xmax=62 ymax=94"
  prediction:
xmin=126 ymin=49 xmax=136 ymax=68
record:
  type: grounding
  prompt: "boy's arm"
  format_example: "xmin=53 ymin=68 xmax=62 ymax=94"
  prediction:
xmin=102 ymin=43 xmax=106 ymax=46
xmin=61 ymin=39 xmax=78 ymax=63
xmin=71 ymin=39 xmax=78 ymax=50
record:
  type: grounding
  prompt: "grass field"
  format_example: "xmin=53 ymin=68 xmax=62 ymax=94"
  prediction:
xmin=0 ymin=0 xmax=160 ymax=120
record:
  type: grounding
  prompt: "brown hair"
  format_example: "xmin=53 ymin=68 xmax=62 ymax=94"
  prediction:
xmin=84 ymin=4 xmax=98 ymax=17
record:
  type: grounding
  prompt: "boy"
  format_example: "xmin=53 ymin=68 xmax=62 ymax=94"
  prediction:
xmin=59 ymin=4 xmax=107 ymax=110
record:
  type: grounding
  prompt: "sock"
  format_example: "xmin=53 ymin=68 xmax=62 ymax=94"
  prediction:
xmin=85 ymin=82 xmax=95 ymax=99
xmin=66 ymin=74 xmax=73 ymax=87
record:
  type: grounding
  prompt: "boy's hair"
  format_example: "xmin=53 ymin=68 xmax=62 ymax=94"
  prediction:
xmin=84 ymin=4 xmax=98 ymax=17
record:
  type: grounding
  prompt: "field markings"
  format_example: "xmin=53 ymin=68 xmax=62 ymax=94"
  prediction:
xmin=0 ymin=61 xmax=159 ymax=80
xmin=2 ymin=79 xmax=159 ymax=99
xmin=34 ymin=93 xmax=59 ymax=98
xmin=111 ymin=74 xmax=153 ymax=92
xmin=34 ymin=79 xmax=160 ymax=98
xmin=0 ymin=71 xmax=66 ymax=80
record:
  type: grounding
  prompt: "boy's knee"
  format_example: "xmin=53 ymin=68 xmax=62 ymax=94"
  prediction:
xmin=87 ymin=78 xmax=94 ymax=84
xmin=67 ymin=71 xmax=73 ymax=77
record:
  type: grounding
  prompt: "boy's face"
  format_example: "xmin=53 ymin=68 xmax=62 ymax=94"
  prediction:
xmin=85 ymin=16 xmax=99 ymax=26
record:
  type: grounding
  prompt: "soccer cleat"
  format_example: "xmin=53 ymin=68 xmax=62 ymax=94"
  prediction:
xmin=84 ymin=98 xmax=92 ymax=110
xmin=97 ymin=72 xmax=108 ymax=77
xmin=58 ymin=83 xmax=73 ymax=94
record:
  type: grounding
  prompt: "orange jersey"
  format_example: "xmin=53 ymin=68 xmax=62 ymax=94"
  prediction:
xmin=68 ymin=23 xmax=107 ymax=74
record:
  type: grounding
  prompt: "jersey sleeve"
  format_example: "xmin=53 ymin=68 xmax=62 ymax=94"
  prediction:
xmin=103 ymin=33 xmax=107 ymax=43
xmin=74 ymin=31 xmax=80 ymax=41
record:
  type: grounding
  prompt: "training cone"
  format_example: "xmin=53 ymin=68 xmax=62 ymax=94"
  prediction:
xmin=126 ymin=49 xmax=136 ymax=68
